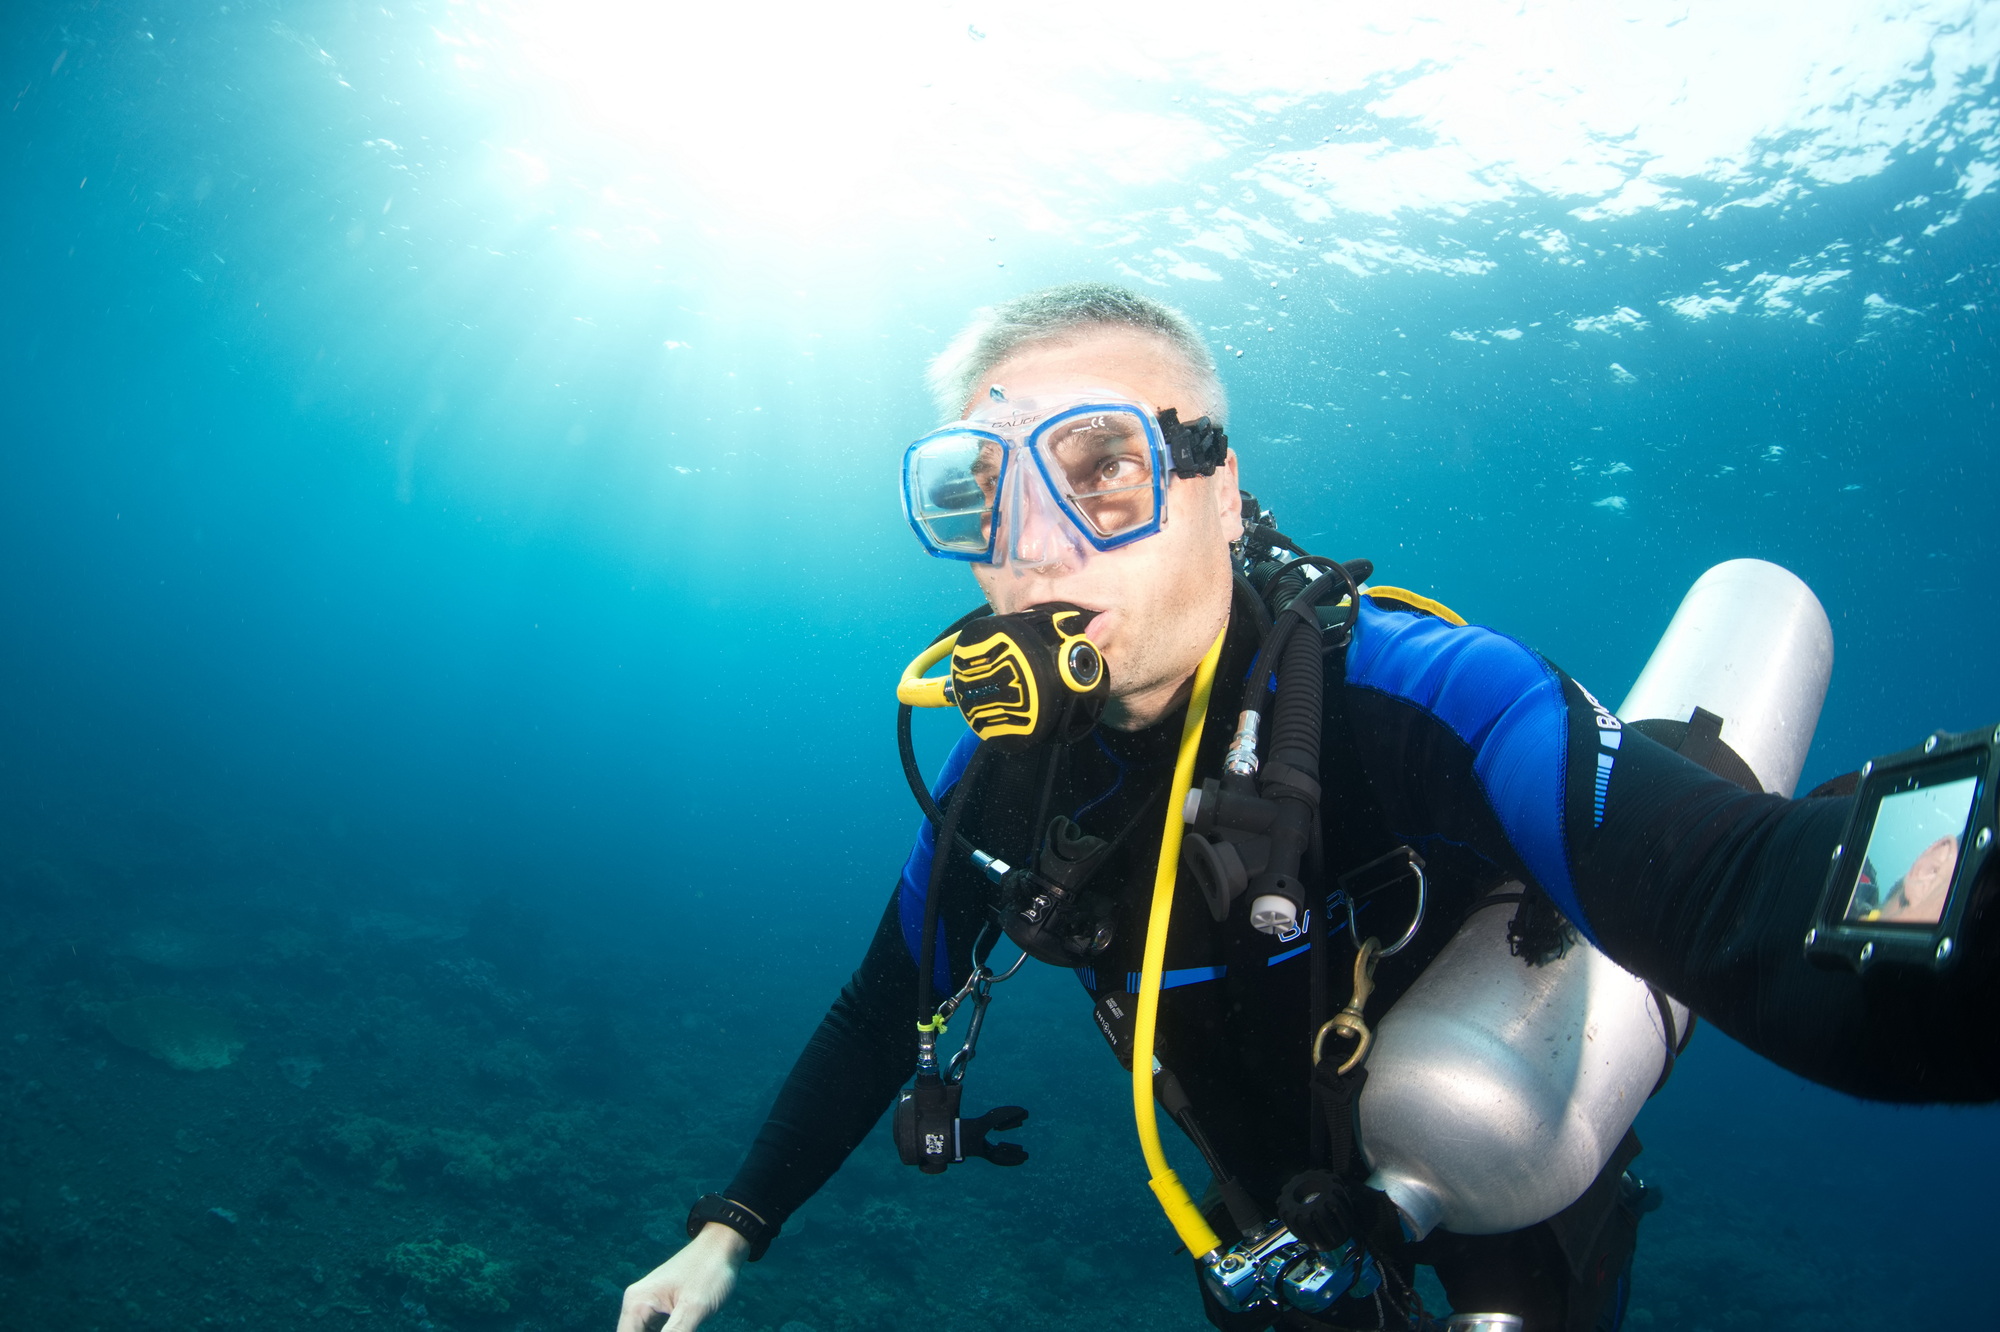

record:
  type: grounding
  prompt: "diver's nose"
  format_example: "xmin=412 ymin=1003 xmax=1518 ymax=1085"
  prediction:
xmin=1008 ymin=500 xmax=1065 ymax=570
xmin=1003 ymin=465 xmax=1084 ymax=574
xmin=1008 ymin=501 xmax=1088 ymax=576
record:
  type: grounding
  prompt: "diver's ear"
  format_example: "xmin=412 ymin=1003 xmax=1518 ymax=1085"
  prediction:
xmin=1214 ymin=450 xmax=1244 ymax=543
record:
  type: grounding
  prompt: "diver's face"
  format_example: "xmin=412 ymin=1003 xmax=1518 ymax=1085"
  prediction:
xmin=964 ymin=327 xmax=1242 ymax=731
xmin=1902 ymin=836 xmax=1959 ymax=915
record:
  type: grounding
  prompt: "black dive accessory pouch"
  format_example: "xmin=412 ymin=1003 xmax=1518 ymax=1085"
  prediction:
xmin=1807 ymin=722 xmax=2000 ymax=974
xmin=948 ymin=603 xmax=1108 ymax=752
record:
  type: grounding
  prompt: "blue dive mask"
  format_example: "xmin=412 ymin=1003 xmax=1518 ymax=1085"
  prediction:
xmin=900 ymin=389 xmax=1226 ymax=569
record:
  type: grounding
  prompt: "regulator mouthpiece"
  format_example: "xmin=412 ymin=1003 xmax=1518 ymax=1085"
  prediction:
xmin=947 ymin=603 xmax=1109 ymax=751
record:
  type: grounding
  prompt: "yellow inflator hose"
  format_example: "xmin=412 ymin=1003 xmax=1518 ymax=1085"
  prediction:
xmin=1131 ymin=623 xmax=1230 ymax=1260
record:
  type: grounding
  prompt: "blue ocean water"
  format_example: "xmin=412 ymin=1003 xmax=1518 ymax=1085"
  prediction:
xmin=1 ymin=2 xmax=1996 ymax=1329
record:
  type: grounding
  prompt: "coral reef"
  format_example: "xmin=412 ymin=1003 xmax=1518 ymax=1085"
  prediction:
xmin=384 ymin=1238 xmax=515 ymax=1315
xmin=97 ymin=995 xmax=244 ymax=1071
xmin=114 ymin=925 xmax=236 ymax=971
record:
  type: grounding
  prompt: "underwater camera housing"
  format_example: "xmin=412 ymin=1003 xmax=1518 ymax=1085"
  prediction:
xmin=1806 ymin=723 xmax=2000 ymax=974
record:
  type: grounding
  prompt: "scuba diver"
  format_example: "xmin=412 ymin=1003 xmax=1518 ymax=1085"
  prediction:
xmin=618 ymin=284 xmax=2000 ymax=1332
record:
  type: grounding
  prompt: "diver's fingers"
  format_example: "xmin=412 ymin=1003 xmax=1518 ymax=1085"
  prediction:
xmin=618 ymin=1224 xmax=744 ymax=1331
xmin=661 ymin=1292 xmax=719 ymax=1331
xmin=617 ymin=1267 xmax=681 ymax=1332
xmin=616 ymin=1286 xmax=666 ymax=1332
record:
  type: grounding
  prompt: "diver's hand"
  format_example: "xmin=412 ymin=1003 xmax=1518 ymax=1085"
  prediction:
xmin=617 ymin=1223 xmax=748 ymax=1332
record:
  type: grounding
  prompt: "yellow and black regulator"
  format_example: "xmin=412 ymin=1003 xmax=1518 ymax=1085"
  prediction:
xmin=898 ymin=601 xmax=1109 ymax=752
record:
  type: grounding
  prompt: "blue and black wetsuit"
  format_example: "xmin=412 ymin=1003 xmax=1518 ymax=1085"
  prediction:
xmin=720 ymin=595 xmax=1999 ymax=1328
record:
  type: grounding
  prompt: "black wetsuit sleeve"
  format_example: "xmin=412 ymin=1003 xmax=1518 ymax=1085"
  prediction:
xmin=720 ymin=895 xmax=919 ymax=1229
xmin=1572 ymin=722 xmax=2000 ymax=1103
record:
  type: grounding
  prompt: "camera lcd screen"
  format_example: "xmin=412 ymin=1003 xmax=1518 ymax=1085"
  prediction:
xmin=1842 ymin=774 xmax=1979 ymax=927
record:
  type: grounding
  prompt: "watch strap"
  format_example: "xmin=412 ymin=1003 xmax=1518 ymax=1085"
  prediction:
xmin=686 ymin=1192 xmax=774 ymax=1262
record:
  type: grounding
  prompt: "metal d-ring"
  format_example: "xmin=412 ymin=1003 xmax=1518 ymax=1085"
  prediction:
xmin=1340 ymin=891 xmax=1361 ymax=944
xmin=933 ymin=946 xmax=1028 ymax=1024
xmin=987 ymin=949 xmax=1030 ymax=983
xmin=1377 ymin=861 xmax=1427 ymax=958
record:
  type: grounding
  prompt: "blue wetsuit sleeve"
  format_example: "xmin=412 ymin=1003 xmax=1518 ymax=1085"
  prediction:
xmin=1342 ymin=599 xmax=2000 ymax=1101
xmin=1343 ymin=600 xmax=1589 ymax=935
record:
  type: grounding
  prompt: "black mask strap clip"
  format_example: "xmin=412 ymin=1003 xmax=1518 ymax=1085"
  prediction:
xmin=1159 ymin=407 xmax=1229 ymax=478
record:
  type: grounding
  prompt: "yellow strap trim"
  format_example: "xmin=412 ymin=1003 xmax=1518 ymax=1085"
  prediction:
xmin=897 ymin=633 xmax=960 ymax=708
xmin=1364 ymin=585 xmax=1466 ymax=626
xmin=1131 ymin=623 xmax=1229 ymax=1261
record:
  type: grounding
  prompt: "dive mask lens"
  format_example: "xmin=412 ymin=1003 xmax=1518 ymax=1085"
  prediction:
xmin=1029 ymin=405 xmax=1165 ymax=546
xmin=904 ymin=429 xmax=1005 ymax=559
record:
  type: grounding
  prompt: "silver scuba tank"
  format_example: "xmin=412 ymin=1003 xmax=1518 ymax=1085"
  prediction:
xmin=1615 ymin=558 xmax=1833 ymax=799
xmin=1357 ymin=559 xmax=1834 ymax=1239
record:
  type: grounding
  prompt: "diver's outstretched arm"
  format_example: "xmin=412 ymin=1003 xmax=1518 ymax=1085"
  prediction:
xmin=1337 ymin=600 xmax=2000 ymax=1102
xmin=1565 ymin=723 xmax=2000 ymax=1102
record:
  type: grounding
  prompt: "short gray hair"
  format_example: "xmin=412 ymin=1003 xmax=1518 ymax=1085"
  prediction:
xmin=926 ymin=282 xmax=1226 ymax=426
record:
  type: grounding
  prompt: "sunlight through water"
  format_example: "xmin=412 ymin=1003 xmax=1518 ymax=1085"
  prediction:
xmin=416 ymin=0 xmax=2000 ymax=277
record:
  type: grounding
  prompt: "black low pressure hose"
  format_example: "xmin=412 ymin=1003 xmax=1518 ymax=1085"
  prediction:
xmin=898 ymin=603 xmax=996 ymax=852
xmin=898 ymin=705 xmax=959 ymax=834
xmin=1232 ymin=571 xmax=1275 ymax=641
xmin=1248 ymin=610 xmax=1329 ymax=924
xmin=1241 ymin=558 xmax=1359 ymax=717
xmin=1260 ymin=553 xmax=1349 ymax=615
xmin=916 ymin=744 xmax=990 ymax=1026
xmin=1246 ymin=519 xmax=1309 ymax=560
xmin=1263 ymin=559 xmax=1320 ymax=615
xmin=1265 ymin=603 xmax=1328 ymax=779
